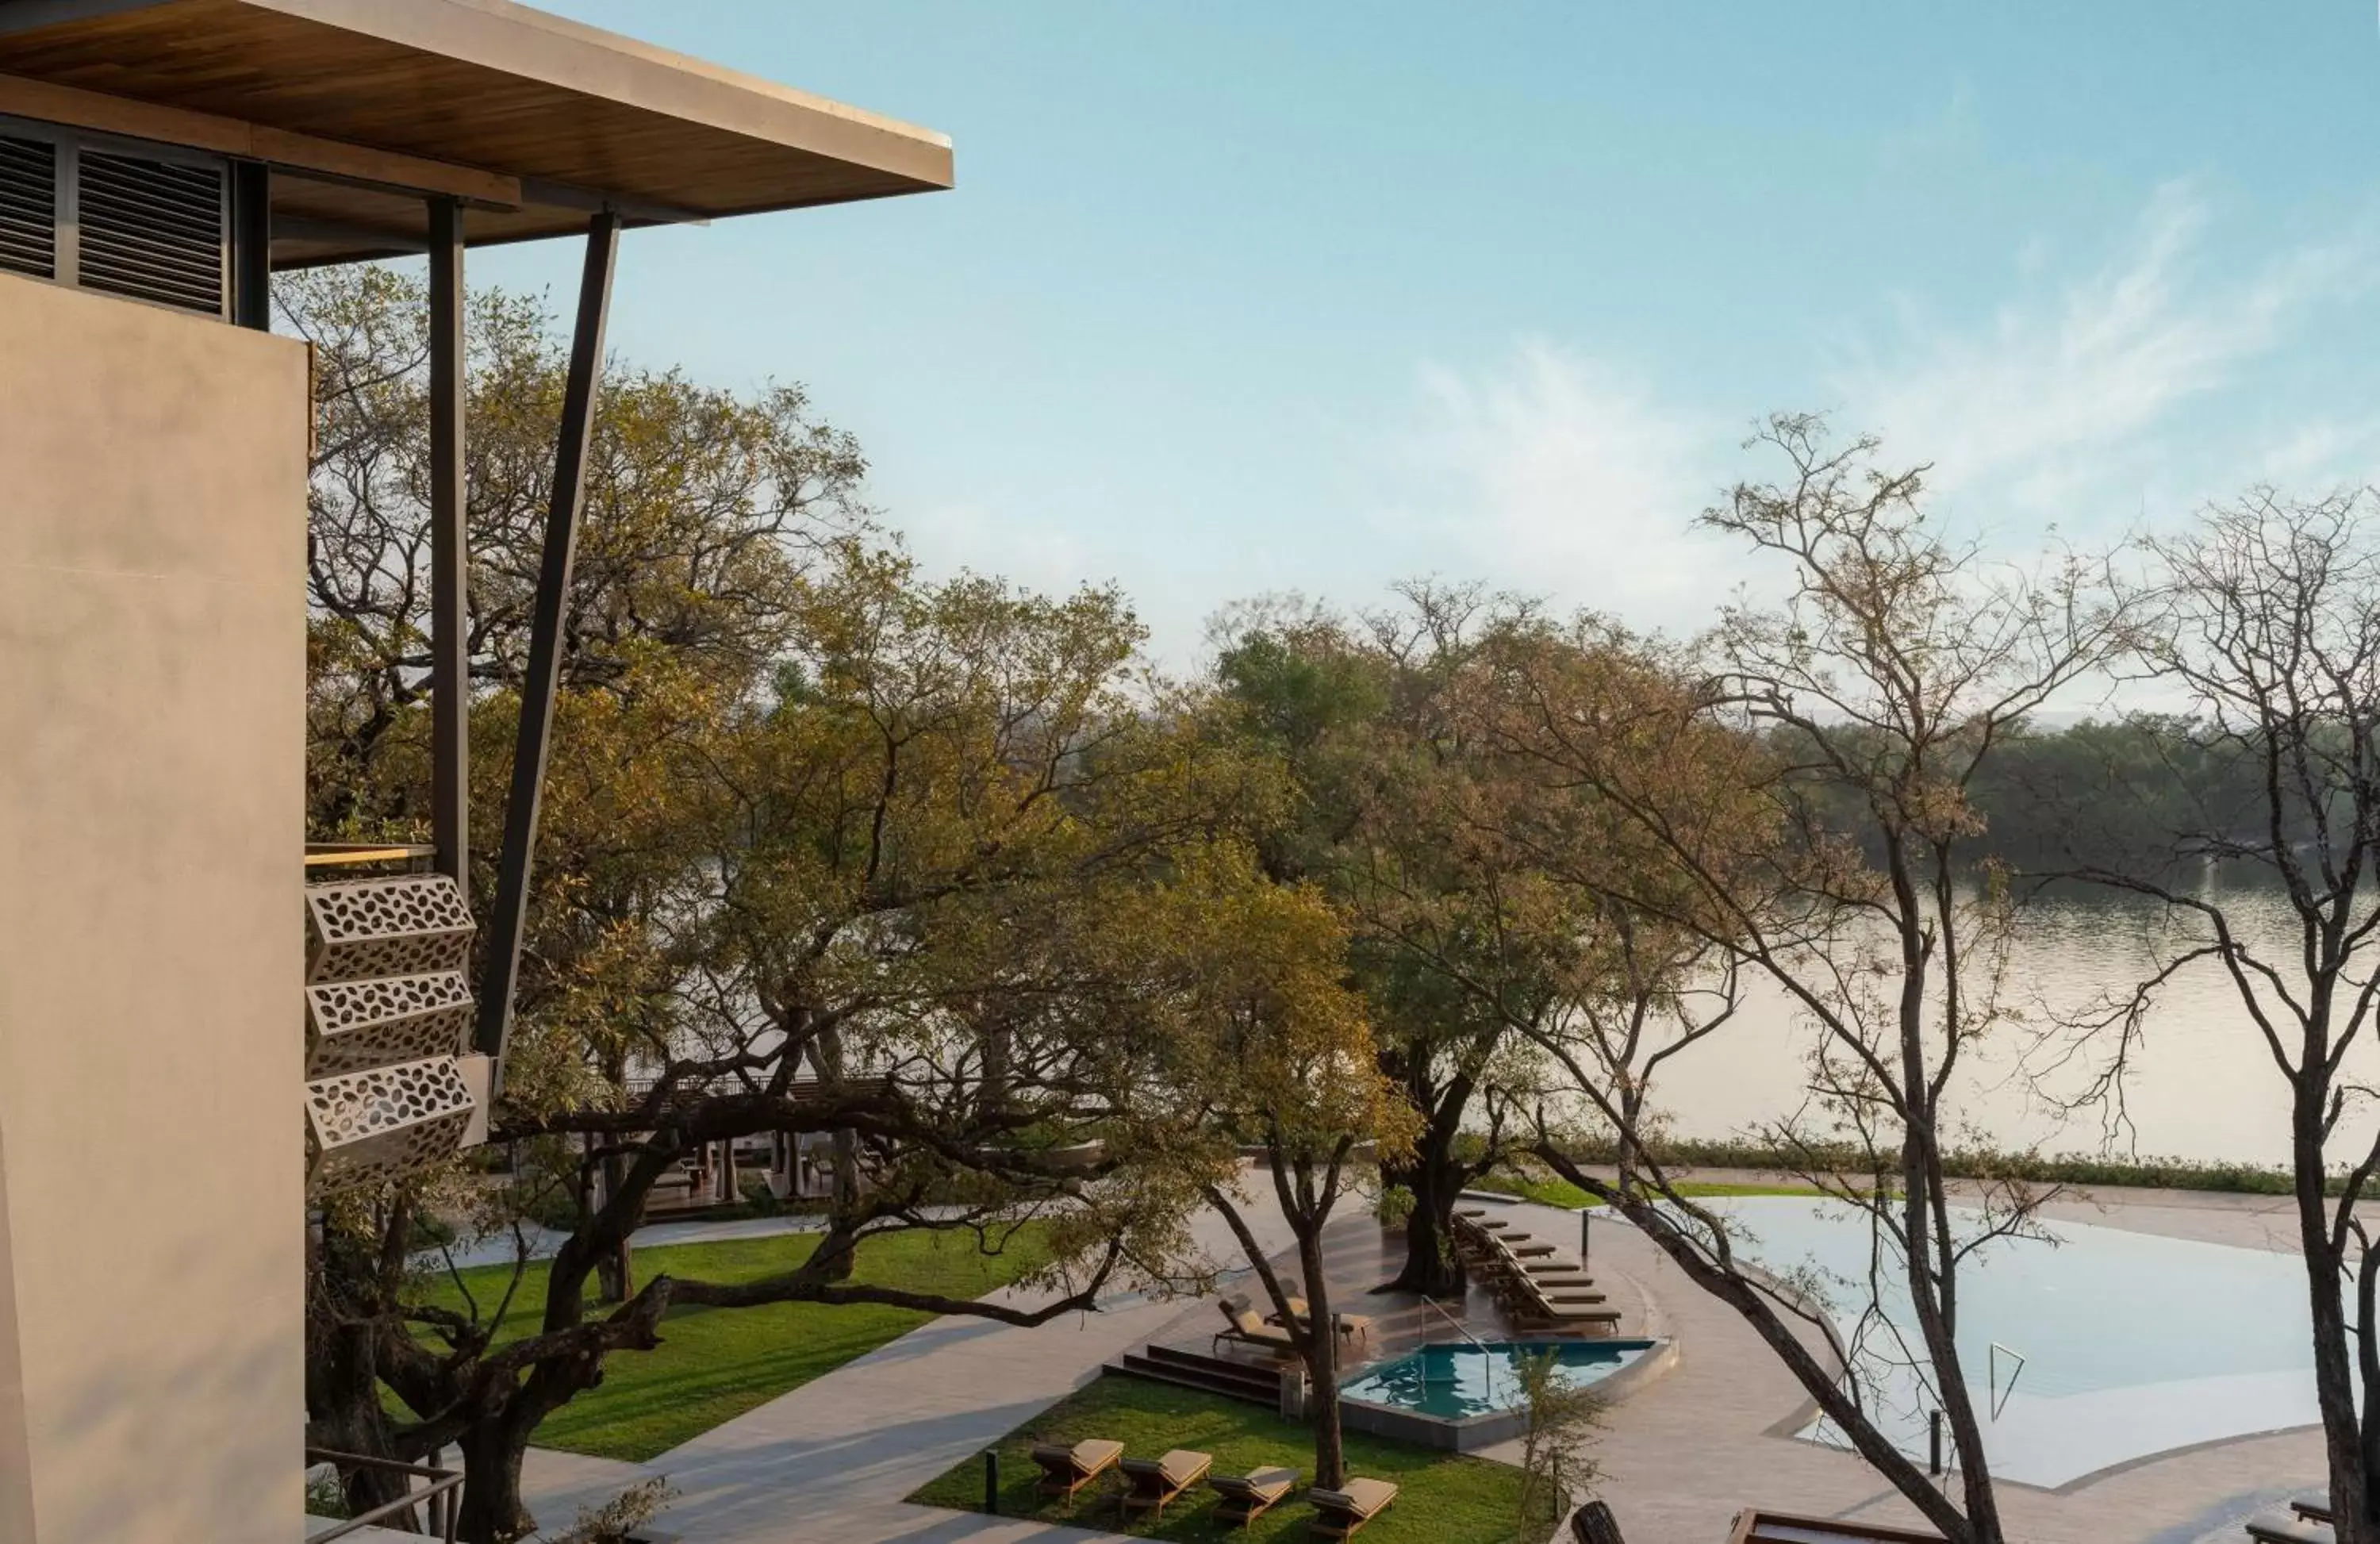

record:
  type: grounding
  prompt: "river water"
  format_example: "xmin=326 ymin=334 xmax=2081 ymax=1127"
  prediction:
xmin=1637 ymin=874 xmax=2380 ymax=1167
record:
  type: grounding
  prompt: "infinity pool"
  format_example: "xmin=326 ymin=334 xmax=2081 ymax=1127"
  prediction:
xmin=1690 ymin=1196 xmax=2317 ymax=1486
xmin=1342 ymin=1338 xmax=1658 ymax=1419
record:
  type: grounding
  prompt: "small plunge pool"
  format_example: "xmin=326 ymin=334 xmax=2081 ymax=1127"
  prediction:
xmin=1342 ymin=1338 xmax=1659 ymax=1420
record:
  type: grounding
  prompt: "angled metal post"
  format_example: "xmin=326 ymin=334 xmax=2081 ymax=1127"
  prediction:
xmin=230 ymin=161 xmax=271 ymax=329
xmin=475 ymin=211 xmax=620 ymax=1082
xmin=428 ymin=196 xmax=468 ymax=892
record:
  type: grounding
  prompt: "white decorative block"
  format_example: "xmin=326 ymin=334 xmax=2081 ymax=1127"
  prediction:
xmin=304 ymin=874 xmax=474 ymax=984
xmin=305 ymin=970 xmax=474 ymax=1078
xmin=305 ymin=1054 xmax=477 ymax=1191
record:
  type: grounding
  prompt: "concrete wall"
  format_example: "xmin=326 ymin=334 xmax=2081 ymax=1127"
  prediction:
xmin=0 ymin=274 xmax=305 ymax=1542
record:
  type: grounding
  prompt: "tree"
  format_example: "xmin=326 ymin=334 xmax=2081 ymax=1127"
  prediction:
xmin=1514 ymin=1349 xmax=1603 ymax=1533
xmin=290 ymin=266 xmax=1292 ymax=1540
xmin=1465 ymin=417 xmax=2129 ymax=1543
xmin=2060 ymin=489 xmax=2380 ymax=1538
xmin=1149 ymin=862 xmax=1418 ymax=1492
xmin=1211 ymin=586 xmax=1541 ymax=1296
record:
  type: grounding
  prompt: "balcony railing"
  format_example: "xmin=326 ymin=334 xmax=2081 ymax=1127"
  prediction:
xmin=305 ymin=1448 xmax=462 ymax=1542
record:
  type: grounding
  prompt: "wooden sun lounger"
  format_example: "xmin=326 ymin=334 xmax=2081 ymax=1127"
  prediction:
xmin=1031 ymin=1438 xmax=1123 ymax=1502
xmin=1213 ymin=1295 xmax=1297 ymax=1358
xmin=1210 ymin=1465 xmax=1299 ymax=1528
xmin=1308 ymin=1477 xmax=1399 ymax=1538
xmin=1726 ymin=1509 xmax=1947 ymax=1542
xmin=1119 ymin=1449 xmax=1211 ymax=1519
xmin=2248 ymin=1513 xmax=2335 ymax=1544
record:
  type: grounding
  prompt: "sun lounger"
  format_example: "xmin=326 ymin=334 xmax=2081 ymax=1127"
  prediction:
xmin=2248 ymin=1513 xmax=2335 ymax=1544
xmin=1030 ymin=1438 xmax=1123 ymax=1502
xmin=1267 ymin=1301 xmax=1375 ymax=1344
xmin=1308 ymin=1477 xmax=1399 ymax=1538
xmin=1726 ymin=1509 xmax=1948 ymax=1542
xmin=1119 ymin=1448 xmax=1211 ymax=1519
xmin=1210 ymin=1464 xmax=1299 ymax=1528
xmin=1507 ymin=1239 xmax=1558 ymax=1257
xmin=2294 ymin=1499 xmax=2336 ymax=1524
xmin=1213 ymin=1294 xmax=1297 ymax=1358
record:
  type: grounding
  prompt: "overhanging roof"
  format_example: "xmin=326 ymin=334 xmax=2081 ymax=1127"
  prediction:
xmin=0 ymin=0 xmax=954 ymax=265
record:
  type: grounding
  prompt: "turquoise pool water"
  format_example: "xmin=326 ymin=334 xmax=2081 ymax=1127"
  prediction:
xmin=1341 ymin=1339 xmax=1656 ymax=1419
xmin=1681 ymin=1196 xmax=2317 ymax=1486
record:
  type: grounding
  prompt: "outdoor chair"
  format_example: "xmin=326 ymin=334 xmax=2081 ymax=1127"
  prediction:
xmin=1307 ymin=1477 xmax=1399 ymax=1538
xmin=1119 ymin=1449 xmax=1211 ymax=1519
xmin=1515 ymin=1278 xmax=1622 ymax=1331
xmin=1266 ymin=1297 xmax=1376 ymax=1347
xmin=1210 ymin=1465 xmax=1299 ymax=1529
xmin=1212 ymin=1295 xmax=1298 ymax=1358
xmin=2247 ymin=1513 xmax=2335 ymax=1544
xmin=1571 ymin=1500 xmax=1627 ymax=1544
xmin=1029 ymin=1438 xmax=1124 ymax=1503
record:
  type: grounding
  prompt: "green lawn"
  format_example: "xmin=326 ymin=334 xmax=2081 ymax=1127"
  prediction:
xmin=408 ymin=1226 xmax=1049 ymax=1461
xmin=908 ymin=1374 xmax=1544 ymax=1544
xmin=1472 ymin=1173 xmax=1818 ymax=1210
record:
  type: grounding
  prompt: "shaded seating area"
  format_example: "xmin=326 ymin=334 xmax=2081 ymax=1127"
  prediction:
xmin=1308 ymin=1477 xmax=1399 ymax=1538
xmin=1119 ymin=1448 xmax=1212 ymax=1520
xmin=1030 ymin=1438 xmax=1123 ymax=1503
xmin=1211 ymin=1465 xmax=1301 ymax=1528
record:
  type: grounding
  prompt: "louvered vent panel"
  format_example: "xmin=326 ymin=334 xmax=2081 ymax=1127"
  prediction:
xmin=0 ymin=136 xmax=55 ymax=281
xmin=75 ymin=149 xmax=224 ymax=315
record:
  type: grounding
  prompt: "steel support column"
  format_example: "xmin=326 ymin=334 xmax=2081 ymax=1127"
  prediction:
xmin=428 ymin=197 xmax=469 ymax=891
xmin=474 ymin=212 xmax=620 ymax=1079
xmin=230 ymin=161 xmax=270 ymax=329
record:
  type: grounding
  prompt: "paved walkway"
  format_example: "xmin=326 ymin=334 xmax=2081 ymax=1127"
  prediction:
xmin=520 ymin=1195 xmax=1301 ymax=1542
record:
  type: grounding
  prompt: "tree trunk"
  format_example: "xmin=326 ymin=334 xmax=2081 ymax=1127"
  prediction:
xmin=2297 ymin=1101 xmax=2372 ymax=1540
xmin=2357 ymin=1235 xmax=2380 ymax=1528
xmin=594 ymin=1150 xmax=633 ymax=1304
xmin=1299 ymin=1227 xmax=1346 ymax=1491
xmin=1380 ymin=1136 xmax=1465 ymax=1296
xmin=305 ymin=1224 xmax=415 ymax=1522
xmin=452 ymin=1400 xmax=542 ymax=1544
xmin=823 ymin=1127 xmax=860 ymax=1280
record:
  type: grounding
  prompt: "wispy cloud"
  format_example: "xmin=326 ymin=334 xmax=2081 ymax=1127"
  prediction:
xmin=1829 ymin=180 xmax=2374 ymax=520
xmin=1379 ymin=340 xmax=1740 ymax=633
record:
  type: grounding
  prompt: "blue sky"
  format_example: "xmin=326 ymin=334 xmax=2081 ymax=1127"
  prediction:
xmin=480 ymin=2 xmax=2380 ymax=664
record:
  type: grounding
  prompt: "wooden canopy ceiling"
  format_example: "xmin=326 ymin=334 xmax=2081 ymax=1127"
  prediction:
xmin=0 ymin=0 xmax=954 ymax=266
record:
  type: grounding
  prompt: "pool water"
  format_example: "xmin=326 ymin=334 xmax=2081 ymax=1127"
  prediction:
xmin=1342 ymin=1339 xmax=1656 ymax=1419
xmin=1687 ymin=1196 xmax=2317 ymax=1487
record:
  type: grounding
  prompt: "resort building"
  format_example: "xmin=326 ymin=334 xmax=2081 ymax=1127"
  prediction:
xmin=0 ymin=2 xmax=948 ymax=1538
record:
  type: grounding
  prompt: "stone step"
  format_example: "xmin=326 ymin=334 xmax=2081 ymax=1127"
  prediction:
xmin=1139 ymin=1342 xmax=1286 ymax=1395
xmin=1107 ymin=1353 xmax=1279 ymax=1409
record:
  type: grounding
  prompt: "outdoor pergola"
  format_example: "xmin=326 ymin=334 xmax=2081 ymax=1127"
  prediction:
xmin=0 ymin=6 xmax=950 ymax=1536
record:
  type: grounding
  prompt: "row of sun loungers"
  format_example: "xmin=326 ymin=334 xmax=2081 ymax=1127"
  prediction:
xmin=2246 ymin=1496 xmax=2336 ymax=1544
xmin=1453 ymin=1207 xmax=1625 ymax=1331
xmin=1028 ymin=1439 xmax=1399 ymax=1533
